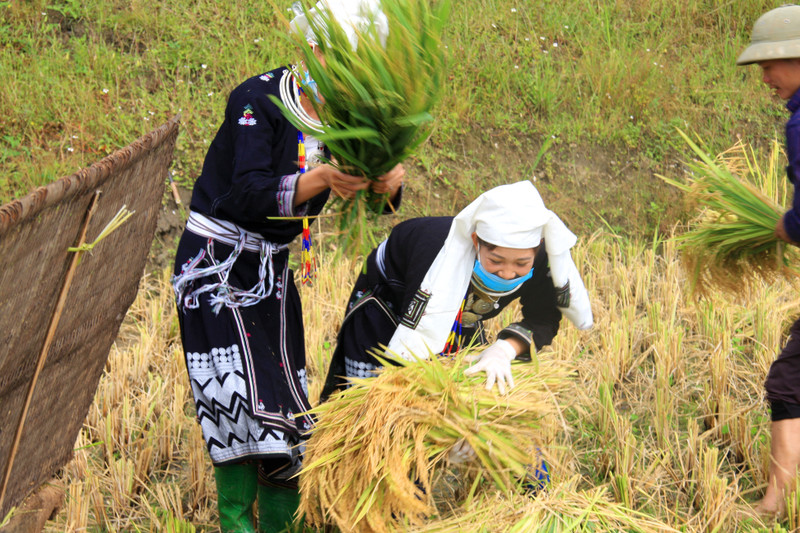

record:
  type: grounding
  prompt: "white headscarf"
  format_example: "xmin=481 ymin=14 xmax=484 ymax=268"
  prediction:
xmin=289 ymin=0 xmax=389 ymax=51
xmin=386 ymin=180 xmax=593 ymax=361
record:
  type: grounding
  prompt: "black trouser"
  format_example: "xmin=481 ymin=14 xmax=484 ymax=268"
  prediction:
xmin=766 ymin=316 xmax=800 ymax=421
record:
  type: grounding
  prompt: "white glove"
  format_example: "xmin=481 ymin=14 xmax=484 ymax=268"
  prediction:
xmin=448 ymin=438 xmax=477 ymax=464
xmin=464 ymin=339 xmax=517 ymax=394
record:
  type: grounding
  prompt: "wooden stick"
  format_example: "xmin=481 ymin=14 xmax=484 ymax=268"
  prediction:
xmin=0 ymin=190 xmax=101 ymax=514
xmin=168 ymin=172 xmax=182 ymax=206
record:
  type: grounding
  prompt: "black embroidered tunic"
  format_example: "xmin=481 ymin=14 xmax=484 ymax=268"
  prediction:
xmin=173 ymin=67 xmax=329 ymax=473
xmin=321 ymin=216 xmax=562 ymax=400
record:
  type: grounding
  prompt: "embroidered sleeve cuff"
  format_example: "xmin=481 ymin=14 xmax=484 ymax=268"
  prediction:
xmin=498 ymin=323 xmax=533 ymax=354
xmin=399 ymin=289 xmax=431 ymax=329
xmin=277 ymin=173 xmax=309 ymax=217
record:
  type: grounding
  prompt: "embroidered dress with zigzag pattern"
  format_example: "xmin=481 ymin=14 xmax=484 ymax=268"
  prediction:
xmin=175 ymin=228 xmax=312 ymax=466
xmin=172 ymin=67 xmax=324 ymax=473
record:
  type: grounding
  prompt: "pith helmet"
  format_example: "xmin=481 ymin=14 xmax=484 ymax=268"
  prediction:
xmin=738 ymin=4 xmax=800 ymax=65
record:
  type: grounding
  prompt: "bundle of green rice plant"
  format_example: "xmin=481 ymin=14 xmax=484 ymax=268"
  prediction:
xmin=408 ymin=483 xmax=680 ymax=533
xmin=659 ymin=129 xmax=799 ymax=294
xmin=298 ymin=350 xmax=572 ymax=532
xmin=277 ymin=0 xmax=448 ymax=255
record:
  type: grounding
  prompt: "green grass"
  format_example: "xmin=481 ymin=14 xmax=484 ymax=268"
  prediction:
xmin=436 ymin=0 xmax=778 ymax=145
xmin=0 ymin=0 xmax=789 ymax=236
xmin=0 ymin=0 xmax=292 ymax=197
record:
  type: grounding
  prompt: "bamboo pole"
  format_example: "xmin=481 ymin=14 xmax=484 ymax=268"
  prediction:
xmin=0 ymin=190 xmax=101 ymax=514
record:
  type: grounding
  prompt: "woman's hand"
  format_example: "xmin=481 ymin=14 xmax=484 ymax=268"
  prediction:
xmin=464 ymin=339 xmax=518 ymax=394
xmin=295 ymin=163 xmax=404 ymax=206
xmin=295 ymin=164 xmax=369 ymax=205
xmin=448 ymin=438 xmax=477 ymax=464
xmin=370 ymin=163 xmax=405 ymax=198
xmin=325 ymin=166 xmax=371 ymax=200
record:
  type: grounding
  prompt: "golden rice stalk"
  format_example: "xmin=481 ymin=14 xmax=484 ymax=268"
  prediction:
xmin=408 ymin=481 xmax=681 ymax=533
xmin=298 ymin=350 xmax=572 ymax=532
xmin=659 ymin=130 xmax=800 ymax=295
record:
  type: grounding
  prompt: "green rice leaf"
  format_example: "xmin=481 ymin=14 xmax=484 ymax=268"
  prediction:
xmin=277 ymin=0 xmax=450 ymax=257
xmin=658 ymin=130 xmax=800 ymax=294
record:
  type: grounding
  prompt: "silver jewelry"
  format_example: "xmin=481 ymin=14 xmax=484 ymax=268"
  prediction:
xmin=472 ymin=299 xmax=495 ymax=314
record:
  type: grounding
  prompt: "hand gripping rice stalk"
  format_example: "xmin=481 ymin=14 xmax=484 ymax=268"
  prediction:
xmin=298 ymin=350 xmax=572 ymax=533
xmin=660 ymin=129 xmax=800 ymax=294
xmin=277 ymin=0 xmax=449 ymax=256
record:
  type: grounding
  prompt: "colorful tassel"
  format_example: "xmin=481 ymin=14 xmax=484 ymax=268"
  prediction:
xmin=297 ymin=130 xmax=306 ymax=172
xmin=441 ymin=296 xmax=466 ymax=355
xmin=301 ymin=216 xmax=317 ymax=285
xmin=298 ymin=130 xmax=316 ymax=284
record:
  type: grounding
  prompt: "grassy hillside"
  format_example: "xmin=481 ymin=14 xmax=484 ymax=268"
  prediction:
xmin=0 ymin=0 xmax=789 ymax=238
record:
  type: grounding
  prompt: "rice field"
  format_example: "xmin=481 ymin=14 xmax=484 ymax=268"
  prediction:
xmin=38 ymin=227 xmax=800 ymax=532
xmin=4 ymin=0 xmax=800 ymax=530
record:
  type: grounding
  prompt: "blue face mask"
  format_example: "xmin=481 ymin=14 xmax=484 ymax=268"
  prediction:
xmin=472 ymin=258 xmax=533 ymax=293
xmin=302 ymin=68 xmax=322 ymax=104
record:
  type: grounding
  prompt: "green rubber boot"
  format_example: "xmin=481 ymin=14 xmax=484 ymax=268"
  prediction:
xmin=256 ymin=484 xmax=301 ymax=532
xmin=214 ymin=463 xmax=258 ymax=533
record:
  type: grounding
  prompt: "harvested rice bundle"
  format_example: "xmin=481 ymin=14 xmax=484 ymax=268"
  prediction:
xmin=660 ymin=130 xmax=799 ymax=294
xmin=279 ymin=0 xmax=448 ymax=255
xmin=409 ymin=482 xmax=680 ymax=533
xmin=298 ymin=351 xmax=572 ymax=533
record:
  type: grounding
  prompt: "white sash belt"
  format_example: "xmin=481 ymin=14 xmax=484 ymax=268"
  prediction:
xmin=173 ymin=211 xmax=289 ymax=314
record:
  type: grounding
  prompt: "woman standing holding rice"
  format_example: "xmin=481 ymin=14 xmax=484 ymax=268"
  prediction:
xmin=321 ymin=181 xmax=593 ymax=402
xmin=171 ymin=1 xmax=403 ymax=531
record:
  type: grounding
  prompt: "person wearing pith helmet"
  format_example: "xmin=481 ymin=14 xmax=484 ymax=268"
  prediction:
xmin=738 ymin=4 xmax=800 ymax=521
